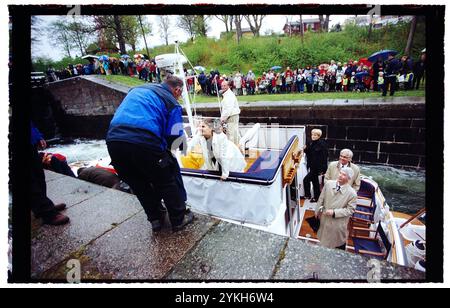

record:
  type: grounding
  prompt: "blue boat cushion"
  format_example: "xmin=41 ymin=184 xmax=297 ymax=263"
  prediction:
xmin=353 ymin=223 xmax=391 ymax=260
xmin=353 ymin=205 xmax=374 ymax=221
xmin=357 ymin=180 xmax=376 ymax=198
xmin=181 ymin=135 xmax=297 ymax=184
xmin=353 ymin=238 xmax=384 ymax=260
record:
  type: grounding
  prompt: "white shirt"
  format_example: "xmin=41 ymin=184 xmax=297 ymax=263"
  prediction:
xmin=221 ymin=89 xmax=240 ymax=119
xmin=187 ymin=132 xmax=246 ymax=179
xmin=234 ymin=75 xmax=242 ymax=88
xmin=187 ymin=133 xmax=218 ymax=171
xmin=212 ymin=132 xmax=247 ymax=179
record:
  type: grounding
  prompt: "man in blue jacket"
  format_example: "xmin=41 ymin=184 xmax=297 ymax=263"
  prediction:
xmin=106 ymin=76 xmax=193 ymax=232
xmin=383 ymin=54 xmax=402 ymax=96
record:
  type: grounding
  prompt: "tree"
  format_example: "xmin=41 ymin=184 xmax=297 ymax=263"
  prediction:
xmin=121 ymin=16 xmax=140 ymax=52
xmin=215 ymin=15 xmax=233 ymax=33
xmin=138 ymin=15 xmax=151 ymax=55
xmin=244 ymin=15 xmax=266 ymax=37
xmin=48 ymin=19 xmax=74 ymax=58
xmin=299 ymin=15 xmax=304 ymax=43
xmin=113 ymin=16 xmax=126 ymax=54
xmin=193 ymin=15 xmax=209 ymax=37
xmin=234 ymin=15 xmax=244 ymax=44
xmin=318 ymin=15 xmax=330 ymax=32
xmin=158 ymin=16 xmax=171 ymax=46
xmin=404 ymin=16 xmax=418 ymax=56
xmin=318 ymin=15 xmax=324 ymax=32
xmin=367 ymin=15 xmax=374 ymax=40
xmin=31 ymin=16 xmax=42 ymax=44
xmin=67 ymin=18 xmax=93 ymax=56
xmin=177 ymin=15 xmax=196 ymax=41
xmin=93 ymin=16 xmax=131 ymax=54
xmin=324 ymin=15 xmax=330 ymax=32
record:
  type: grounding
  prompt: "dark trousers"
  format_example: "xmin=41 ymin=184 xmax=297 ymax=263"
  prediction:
xmin=303 ymin=171 xmax=321 ymax=199
xmin=413 ymin=73 xmax=424 ymax=89
xmin=107 ymin=141 xmax=186 ymax=225
xmin=383 ymin=76 xmax=397 ymax=96
xmin=31 ymin=145 xmax=57 ymax=219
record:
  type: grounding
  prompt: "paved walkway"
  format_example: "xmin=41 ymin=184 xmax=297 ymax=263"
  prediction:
xmin=31 ymin=171 xmax=425 ymax=281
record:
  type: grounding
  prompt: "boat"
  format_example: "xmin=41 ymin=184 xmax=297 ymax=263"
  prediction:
xmin=70 ymin=42 xmax=426 ymax=271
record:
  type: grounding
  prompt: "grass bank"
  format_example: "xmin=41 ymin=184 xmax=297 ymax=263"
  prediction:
xmin=98 ymin=75 xmax=425 ymax=103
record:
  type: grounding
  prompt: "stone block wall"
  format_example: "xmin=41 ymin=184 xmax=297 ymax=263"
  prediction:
xmin=45 ymin=77 xmax=425 ymax=168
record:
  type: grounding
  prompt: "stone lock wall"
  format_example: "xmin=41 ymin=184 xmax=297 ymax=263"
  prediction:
xmin=45 ymin=76 xmax=127 ymax=138
xmin=194 ymin=99 xmax=426 ymax=169
xmin=45 ymin=77 xmax=425 ymax=168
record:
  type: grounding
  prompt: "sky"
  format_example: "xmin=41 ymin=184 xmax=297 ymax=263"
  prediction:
xmin=32 ymin=14 xmax=352 ymax=61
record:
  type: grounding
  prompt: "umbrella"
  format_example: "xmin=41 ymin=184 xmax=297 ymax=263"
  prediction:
xmin=355 ymin=71 xmax=369 ymax=78
xmin=98 ymin=55 xmax=109 ymax=61
xmin=368 ymin=49 xmax=398 ymax=63
xmin=81 ymin=54 xmax=98 ymax=60
xmin=358 ymin=57 xmax=372 ymax=67
xmin=271 ymin=65 xmax=282 ymax=70
xmin=194 ymin=65 xmax=206 ymax=71
xmin=121 ymin=54 xmax=130 ymax=59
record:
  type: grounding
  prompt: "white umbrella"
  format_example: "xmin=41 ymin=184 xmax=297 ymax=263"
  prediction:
xmin=194 ymin=65 xmax=206 ymax=72
xmin=81 ymin=55 xmax=98 ymax=59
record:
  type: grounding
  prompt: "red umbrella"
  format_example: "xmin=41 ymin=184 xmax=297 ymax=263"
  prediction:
xmin=358 ymin=57 xmax=372 ymax=68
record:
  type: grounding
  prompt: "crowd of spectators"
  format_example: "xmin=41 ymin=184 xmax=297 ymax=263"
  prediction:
xmin=194 ymin=52 xmax=425 ymax=97
xmin=44 ymin=51 xmax=426 ymax=98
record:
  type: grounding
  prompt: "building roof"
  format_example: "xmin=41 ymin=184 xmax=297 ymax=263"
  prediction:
xmin=286 ymin=18 xmax=321 ymax=25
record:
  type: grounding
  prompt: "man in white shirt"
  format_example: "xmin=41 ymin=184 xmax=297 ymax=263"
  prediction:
xmin=324 ymin=148 xmax=361 ymax=191
xmin=220 ymin=80 xmax=241 ymax=145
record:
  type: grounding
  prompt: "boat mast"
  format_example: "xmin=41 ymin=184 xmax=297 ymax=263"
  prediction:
xmin=174 ymin=41 xmax=195 ymax=136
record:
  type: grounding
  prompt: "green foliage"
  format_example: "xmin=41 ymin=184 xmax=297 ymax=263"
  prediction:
xmin=34 ymin=19 xmax=426 ymax=75
xmin=32 ymin=56 xmax=88 ymax=72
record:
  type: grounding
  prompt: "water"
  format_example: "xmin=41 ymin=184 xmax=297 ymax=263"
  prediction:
xmin=48 ymin=139 xmax=109 ymax=164
xmin=360 ymin=164 xmax=425 ymax=215
xmin=47 ymin=139 xmax=426 ymax=215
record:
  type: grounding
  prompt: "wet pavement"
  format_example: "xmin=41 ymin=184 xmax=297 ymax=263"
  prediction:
xmin=31 ymin=171 xmax=425 ymax=282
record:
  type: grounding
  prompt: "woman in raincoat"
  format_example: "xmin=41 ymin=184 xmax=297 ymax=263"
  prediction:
xmin=186 ymin=119 xmax=246 ymax=180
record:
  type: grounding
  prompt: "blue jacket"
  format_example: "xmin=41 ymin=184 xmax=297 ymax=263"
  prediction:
xmin=31 ymin=122 xmax=43 ymax=146
xmin=106 ymin=83 xmax=184 ymax=152
xmin=384 ymin=58 xmax=402 ymax=77
xmin=198 ymin=72 xmax=207 ymax=85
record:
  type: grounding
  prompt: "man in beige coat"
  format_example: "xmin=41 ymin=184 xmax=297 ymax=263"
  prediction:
xmin=324 ymin=148 xmax=361 ymax=191
xmin=315 ymin=167 xmax=357 ymax=250
xmin=220 ymin=80 xmax=241 ymax=145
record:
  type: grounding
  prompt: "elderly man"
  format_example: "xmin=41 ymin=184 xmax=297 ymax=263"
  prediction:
xmin=220 ymin=80 xmax=241 ymax=145
xmin=325 ymin=148 xmax=361 ymax=191
xmin=106 ymin=76 xmax=193 ymax=232
xmin=315 ymin=167 xmax=357 ymax=250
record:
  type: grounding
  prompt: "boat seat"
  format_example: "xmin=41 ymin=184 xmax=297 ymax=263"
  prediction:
xmin=352 ymin=179 xmax=377 ymax=226
xmin=350 ymin=222 xmax=391 ymax=260
xmin=180 ymin=136 xmax=297 ymax=185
